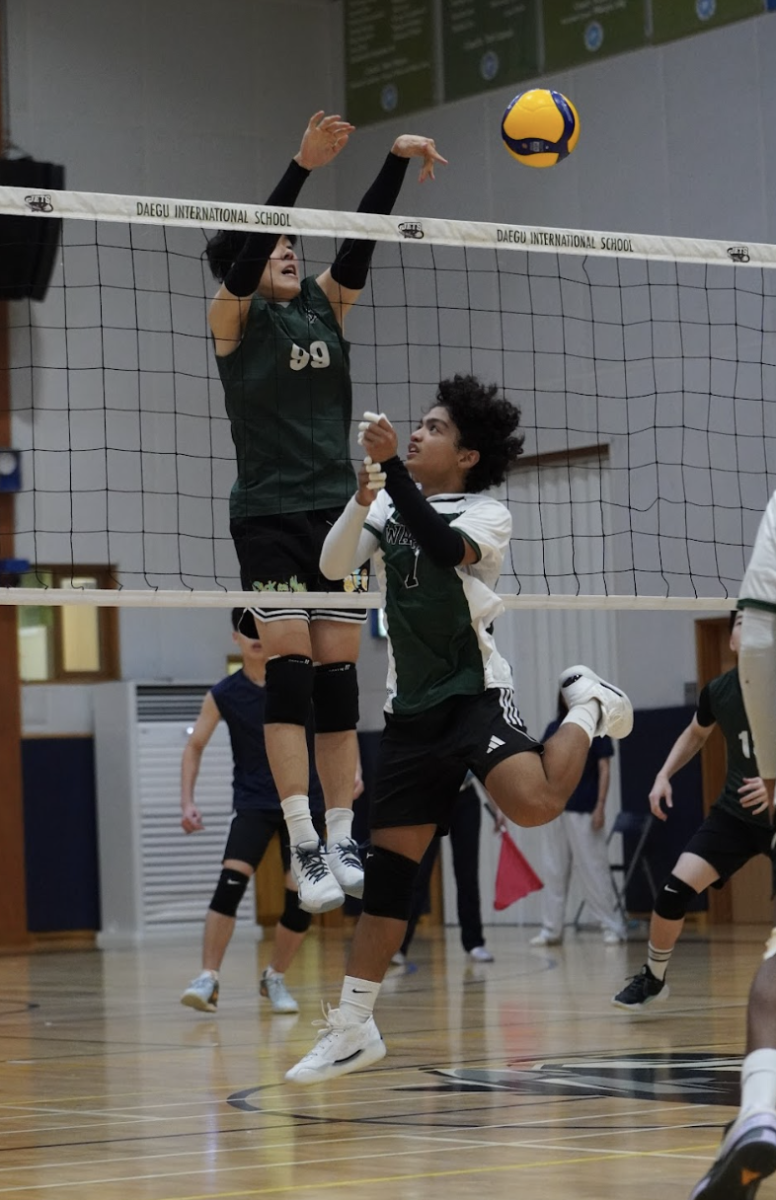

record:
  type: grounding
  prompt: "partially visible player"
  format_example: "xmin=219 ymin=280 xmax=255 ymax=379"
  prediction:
xmin=206 ymin=111 xmax=447 ymax=915
xmin=285 ymin=375 xmax=633 ymax=1085
xmin=179 ymin=609 xmax=328 ymax=1016
xmin=689 ymin=496 xmax=776 ymax=1199
xmin=612 ymin=611 xmax=770 ymax=1013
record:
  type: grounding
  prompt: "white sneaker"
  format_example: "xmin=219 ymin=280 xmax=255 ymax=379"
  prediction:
xmin=260 ymin=969 xmax=299 ymax=1014
xmin=291 ymin=840 xmax=345 ymax=914
xmin=602 ymin=929 xmax=627 ymax=945
xmin=325 ymin=838 xmax=364 ymax=898
xmin=181 ymin=971 xmax=219 ymax=1013
xmin=285 ymin=1006 xmax=386 ymax=1084
xmin=469 ymin=946 xmax=494 ymax=962
xmin=560 ymin=664 xmax=634 ymax=739
xmin=529 ymin=930 xmax=562 ymax=947
xmin=391 ymin=951 xmax=407 ymax=967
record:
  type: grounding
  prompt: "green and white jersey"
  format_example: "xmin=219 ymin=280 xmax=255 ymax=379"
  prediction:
xmin=217 ymin=276 xmax=356 ymax=519
xmin=363 ymin=489 xmax=513 ymax=715
xmin=696 ymin=667 xmax=767 ymax=827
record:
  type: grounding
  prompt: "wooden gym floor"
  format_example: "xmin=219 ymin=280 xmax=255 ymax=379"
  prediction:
xmin=0 ymin=923 xmax=771 ymax=1200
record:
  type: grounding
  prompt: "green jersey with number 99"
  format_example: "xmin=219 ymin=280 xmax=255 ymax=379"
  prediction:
xmin=217 ymin=276 xmax=356 ymax=518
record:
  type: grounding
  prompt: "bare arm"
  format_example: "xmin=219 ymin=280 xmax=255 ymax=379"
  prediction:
xmin=590 ymin=757 xmax=611 ymax=832
xmin=180 ymin=692 xmax=221 ymax=833
xmin=649 ymin=716 xmax=713 ymax=821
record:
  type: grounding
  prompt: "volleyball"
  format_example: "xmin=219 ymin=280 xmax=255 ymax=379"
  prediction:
xmin=501 ymin=88 xmax=580 ymax=168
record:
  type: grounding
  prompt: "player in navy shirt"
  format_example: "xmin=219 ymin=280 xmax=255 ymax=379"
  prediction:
xmin=179 ymin=609 xmax=328 ymax=1015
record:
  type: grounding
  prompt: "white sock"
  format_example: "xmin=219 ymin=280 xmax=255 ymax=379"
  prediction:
xmin=326 ymin=807 xmax=354 ymax=846
xmin=264 ymin=965 xmax=282 ymax=979
xmin=281 ymin=794 xmax=317 ymax=847
xmin=741 ymin=1048 xmax=776 ymax=1114
xmin=339 ymin=975 xmax=381 ymax=1024
xmin=647 ymin=942 xmax=672 ymax=982
xmin=201 ymin=968 xmax=218 ymax=980
xmin=562 ymin=701 xmax=599 ymax=744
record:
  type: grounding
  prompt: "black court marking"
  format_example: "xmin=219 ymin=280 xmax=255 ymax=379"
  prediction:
xmin=411 ymin=1052 xmax=742 ymax=1107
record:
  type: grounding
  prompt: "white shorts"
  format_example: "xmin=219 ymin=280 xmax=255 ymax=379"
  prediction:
xmin=740 ymin=490 xmax=776 ymax=613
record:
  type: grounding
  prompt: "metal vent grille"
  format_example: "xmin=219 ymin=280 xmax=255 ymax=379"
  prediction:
xmin=136 ymin=685 xmax=210 ymax=722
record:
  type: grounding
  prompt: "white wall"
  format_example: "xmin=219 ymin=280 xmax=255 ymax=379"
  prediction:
xmin=7 ymin=4 xmax=775 ymax=721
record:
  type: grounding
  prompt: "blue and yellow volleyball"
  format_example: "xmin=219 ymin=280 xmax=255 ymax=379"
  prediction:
xmin=501 ymin=89 xmax=580 ymax=168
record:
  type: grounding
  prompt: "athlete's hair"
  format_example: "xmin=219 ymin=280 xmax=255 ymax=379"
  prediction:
xmin=729 ymin=609 xmax=740 ymax=633
xmin=204 ymin=230 xmax=296 ymax=283
xmin=435 ymin=374 xmax=524 ymax=493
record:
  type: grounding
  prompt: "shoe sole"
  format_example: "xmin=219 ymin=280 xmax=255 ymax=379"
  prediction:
xmin=611 ymin=983 xmax=669 ymax=1011
xmin=562 ymin=664 xmax=633 ymax=739
xmin=286 ymin=1037 xmax=387 ymax=1085
xmin=690 ymin=1126 xmax=776 ymax=1199
xmin=180 ymin=992 xmax=217 ymax=1013
xmin=298 ymin=888 xmax=345 ymax=914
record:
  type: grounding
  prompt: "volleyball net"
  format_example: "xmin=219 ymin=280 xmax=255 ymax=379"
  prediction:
xmin=1 ymin=184 xmax=775 ymax=610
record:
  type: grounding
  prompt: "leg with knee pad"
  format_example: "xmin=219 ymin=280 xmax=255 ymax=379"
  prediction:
xmin=362 ymin=846 xmax=419 ymax=921
xmin=313 ymin=661 xmax=359 ymax=733
xmin=265 ymin=655 xmax=314 ymax=725
xmin=654 ymin=873 xmax=698 ymax=922
xmin=209 ymin=868 xmax=250 ymax=918
xmin=280 ymin=888 xmax=312 ymax=934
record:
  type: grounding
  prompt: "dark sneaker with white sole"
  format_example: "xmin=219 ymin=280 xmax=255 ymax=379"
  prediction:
xmin=611 ymin=964 xmax=668 ymax=1010
xmin=689 ymin=1110 xmax=776 ymax=1199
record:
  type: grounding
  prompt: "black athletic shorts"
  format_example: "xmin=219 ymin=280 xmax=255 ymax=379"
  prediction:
xmin=230 ymin=507 xmax=368 ymax=623
xmin=683 ymin=804 xmax=774 ymax=887
xmin=223 ymin=808 xmax=325 ymax=873
xmin=371 ymin=688 xmax=542 ymax=833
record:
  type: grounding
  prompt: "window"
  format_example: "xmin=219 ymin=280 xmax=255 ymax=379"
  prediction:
xmin=18 ymin=566 xmax=120 ymax=683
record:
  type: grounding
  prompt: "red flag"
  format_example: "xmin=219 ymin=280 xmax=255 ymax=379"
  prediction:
xmin=493 ymin=830 xmax=543 ymax=911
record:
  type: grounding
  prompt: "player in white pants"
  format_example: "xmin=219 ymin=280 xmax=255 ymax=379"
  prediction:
xmin=690 ymin=491 xmax=776 ymax=1200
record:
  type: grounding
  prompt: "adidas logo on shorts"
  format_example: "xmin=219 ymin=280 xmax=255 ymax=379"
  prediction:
xmin=487 ymin=735 xmax=506 ymax=754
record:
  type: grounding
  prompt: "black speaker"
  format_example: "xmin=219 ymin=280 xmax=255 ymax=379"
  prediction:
xmin=0 ymin=157 xmax=64 ymax=301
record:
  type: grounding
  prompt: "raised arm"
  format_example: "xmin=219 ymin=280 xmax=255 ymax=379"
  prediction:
xmin=317 ymin=134 xmax=447 ymax=328
xmin=208 ymin=111 xmax=354 ymax=355
xmin=180 ymin=691 xmax=222 ymax=833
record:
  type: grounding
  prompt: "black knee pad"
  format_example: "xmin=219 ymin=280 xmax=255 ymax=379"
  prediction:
xmin=264 ymin=655 xmax=314 ymax=725
xmin=654 ymin=873 xmax=697 ymax=922
xmin=209 ymin=868 xmax=250 ymax=918
xmin=313 ymin=661 xmax=360 ymax=733
xmin=362 ymin=846 xmax=419 ymax=921
xmin=280 ymin=887 xmax=312 ymax=934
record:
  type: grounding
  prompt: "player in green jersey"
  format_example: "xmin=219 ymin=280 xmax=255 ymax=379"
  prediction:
xmin=285 ymin=373 xmax=634 ymax=1084
xmin=689 ymin=496 xmax=776 ymax=1200
xmin=205 ymin=112 xmax=446 ymax=916
xmin=612 ymin=610 xmax=770 ymax=1013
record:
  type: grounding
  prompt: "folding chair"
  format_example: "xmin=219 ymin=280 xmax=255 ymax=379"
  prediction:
xmin=574 ymin=810 xmax=658 ymax=929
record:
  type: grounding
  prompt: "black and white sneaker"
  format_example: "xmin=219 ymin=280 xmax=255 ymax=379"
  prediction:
xmin=291 ymin=840 xmax=345 ymax=914
xmin=689 ymin=1110 xmax=776 ymax=1199
xmin=611 ymin=964 xmax=668 ymax=1011
xmin=560 ymin=664 xmax=633 ymax=739
xmin=325 ymin=838 xmax=364 ymax=898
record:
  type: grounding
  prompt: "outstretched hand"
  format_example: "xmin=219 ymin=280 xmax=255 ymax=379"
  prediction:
xmin=391 ymin=135 xmax=448 ymax=182
xmin=296 ymin=111 xmax=355 ymax=171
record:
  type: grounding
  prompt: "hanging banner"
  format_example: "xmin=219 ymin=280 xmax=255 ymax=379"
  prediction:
xmin=442 ymin=0 xmax=539 ymax=102
xmin=344 ymin=0 xmax=435 ymax=126
xmin=652 ymin=0 xmax=763 ymax=43
xmin=543 ymin=0 xmax=647 ymax=72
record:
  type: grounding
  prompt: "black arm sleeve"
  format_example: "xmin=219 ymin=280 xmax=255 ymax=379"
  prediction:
xmin=383 ymin=457 xmax=467 ymax=568
xmin=329 ymin=153 xmax=410 ymax=291
xmin=223 ymin=159 xmax=311 ymax=297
